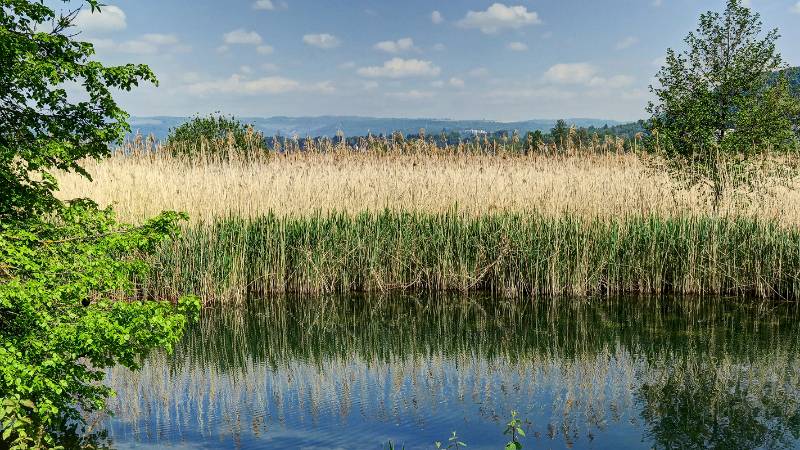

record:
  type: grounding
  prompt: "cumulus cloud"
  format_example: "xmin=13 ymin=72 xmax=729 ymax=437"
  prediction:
xmin=432 ymin=43 xmax=446 ymax=51
xmin=543 ymin=63 xmax=634 ymax=89
xmin=543 ymin=63 xmax=599 ymax=84
xmin=357 ymin=58 xmax=441 ymax=78
xmin=75 ymin=5 xmax=126 ymax=33
xmin=449 ymin=77 xmax=465 ymax=88
xmin=615 ymin=36 xmax=638 ymax=50
xmin=186 ymin=74 xmax=333 ymax=95
xmin=593 ymin=75 xmax=635 ymax=89
xmin=141 ymin=33 xmax=179 ymax=45
xmin=89 ymin=33 xmax=186 ymax=54
xmin=374 ymin=38 xmax=415 ymax=53
xmin=458 ymin=3 xmax=540 ymax=34
xmin=224 ymin=29 xmax=263 ymax=45
xmin=431 ymin=10 xmax=444 ymax=24
xmin=507 ymin=41 xmax=528 ymax=51
xmin=792 ymin=1 xmax=800 ymax=13
xmin=252 ymin=0 xmax=287 ymax=10
xmin=303 ymin=33 xmax=340 ymax=49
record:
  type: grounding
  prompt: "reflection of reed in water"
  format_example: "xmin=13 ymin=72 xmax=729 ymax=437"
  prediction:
xmin=104 ymin=296 xmax=800 ymax=448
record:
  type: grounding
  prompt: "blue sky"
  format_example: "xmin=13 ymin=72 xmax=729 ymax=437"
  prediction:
xmin=70 ymin=0 xmax=800 ymax=121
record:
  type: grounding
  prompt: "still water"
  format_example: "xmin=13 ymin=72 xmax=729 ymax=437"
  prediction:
xmin=102 ymin=296 xmax=800 ymax=449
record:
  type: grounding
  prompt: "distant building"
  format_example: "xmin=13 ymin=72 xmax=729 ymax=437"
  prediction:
xmin=464 ymin=129 xmax=487 ymax=136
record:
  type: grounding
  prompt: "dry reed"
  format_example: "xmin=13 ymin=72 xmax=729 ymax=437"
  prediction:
xmin=54 ymin=139 xmax=800 ymax=225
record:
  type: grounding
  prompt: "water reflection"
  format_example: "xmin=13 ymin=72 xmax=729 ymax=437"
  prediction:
xmin=103 ymin=296 xmax=800 ymax=449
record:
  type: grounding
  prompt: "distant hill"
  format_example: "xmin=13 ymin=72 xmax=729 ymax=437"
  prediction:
xmin=128 ymin=116 xmax=625 ymax=139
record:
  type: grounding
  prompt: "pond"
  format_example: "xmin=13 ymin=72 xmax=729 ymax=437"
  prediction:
xmin=100 ymin=295 xmax=800 ymax=449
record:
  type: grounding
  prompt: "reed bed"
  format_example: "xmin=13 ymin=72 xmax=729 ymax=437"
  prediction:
xmin=139 ymin=212 xmax=800 ymax=302
xmin=55 ymin=142 xmax=800 ymax=225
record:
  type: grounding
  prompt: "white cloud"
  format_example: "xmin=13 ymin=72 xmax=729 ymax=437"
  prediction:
xmin=89 ymin=33 xmax=185 ymax=55
xmin=75 ymin=5 xmax=126 ymax=33
xmin=615 ymin=36 xmax=638 ymax=50
xmin=507 ymin=41 xmax=528 ymax=51
xmin=543 ymin=63 xmax=634 ymax=89
xmin=432 ymin=43 xmax=446 ymax=51
xmin=253 ymin=0 xmax=275 ymax=9
xmin=256 ymin=44 xmax=274 ymax=54
xmin=374 ymin=38 xmax=415 ymax=53
xmin=363 ymin=81 xmax=379 ymax=90
xmin=303 ymin=33 xmax=340 ymax=49
xmin=458 ymin=3 xmax=541 ymax=34
xmin=224 ymin=29 xmax=263 ymax=45
xmin=186 ymin=74 xmax=333 ymax=95
xmin=652 ymin=0 xmax=663 ymax=6
xmin=543 ymin=63 xmax=599 ymax=84
xmin=597 ymin=75 xmax=635 ymax=88
xmin=431 ymin=10 xmax=444 ymax=24
xmin=385 ymin=90 xmax=435 ymax=100
xmin=252 ymin=0 xmax=287 ymax=10
xmin=357 ymin=58 xmax=441 ymax=78
xmin=431 ymin=80 xmax=445 ymax=88
xmin=791 ymin=1 xmax=800 ymax=13
xmin=116 ymin=40 xmax=158 ymax=54
xmin=240 ymin=65 xmax=254 ymax=74
xmin=338 ymin=61 xmax=356 ymax=70
xmin=141 ymin=33 xmax=179 ymax=45
xmin=449 ymin=77 xmax=465 ymax=88
xmin=261 ymin=63 xmax=280 ymax=72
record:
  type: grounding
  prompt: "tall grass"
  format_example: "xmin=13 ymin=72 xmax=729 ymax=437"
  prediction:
xmin=139 ymin=212 xmax=800 ymax=303
xmin=55 ymin=137 xmax=800 ymax=225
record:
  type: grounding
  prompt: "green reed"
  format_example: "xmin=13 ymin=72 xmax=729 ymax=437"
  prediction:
xmin=140 ymin=211 xmax=800 ymax=303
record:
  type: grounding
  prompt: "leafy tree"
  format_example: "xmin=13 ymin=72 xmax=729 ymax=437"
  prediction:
xmin=646 ymin=0 xmax=800 ymax=208
xmin=550 ymin=119 xmax=569 ymax=149
xmin=166 ymin=113 xmax=266 ymax=158
xmin=1 ymin=1 xmax=198 ymax=447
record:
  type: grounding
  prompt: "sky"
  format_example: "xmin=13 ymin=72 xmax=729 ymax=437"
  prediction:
xmin=67 ymin=0 xmax=800 ymax=122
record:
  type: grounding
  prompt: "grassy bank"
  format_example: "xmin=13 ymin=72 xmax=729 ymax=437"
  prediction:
xmin=139 ymin=212 xmax=800 ymax=303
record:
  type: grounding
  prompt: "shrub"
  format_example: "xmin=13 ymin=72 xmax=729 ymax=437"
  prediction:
xmin=166 ymin=114 xmax=267 ymax=158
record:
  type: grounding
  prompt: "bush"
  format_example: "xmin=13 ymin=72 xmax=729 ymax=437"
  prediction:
xmin=166 ymin=114 xmax=268 ymax=158
xmin=1 ymin=1 xmax=199 ymax=447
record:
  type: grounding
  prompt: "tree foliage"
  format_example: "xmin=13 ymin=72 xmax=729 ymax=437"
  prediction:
xmin=1 ymin=1 xmax=198 ymax=447
xmin=646 ymin=0 xmax=800 ymax=206
xmin=166 ymin=114 xmax=267 ymax=158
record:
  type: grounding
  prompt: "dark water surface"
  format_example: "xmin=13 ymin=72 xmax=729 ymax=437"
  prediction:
xmin=102 ymin=296 xmax=800 ymax=449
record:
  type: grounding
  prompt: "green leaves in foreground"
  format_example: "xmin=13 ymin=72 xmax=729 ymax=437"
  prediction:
xmin=0 ymin=202 xmax=199 ymax=449
xmin=2 ymin=1 xmax=197 ymax=448
xmin=503 ymin=410 xmax=526 ymax=450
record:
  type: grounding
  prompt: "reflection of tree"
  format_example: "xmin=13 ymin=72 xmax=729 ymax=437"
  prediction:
xmin=638 ymin=353 xmax=800 ymax=449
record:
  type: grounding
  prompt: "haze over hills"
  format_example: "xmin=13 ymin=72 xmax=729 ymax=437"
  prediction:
xmin=128 ymin=116 xmax=626 ymax=139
